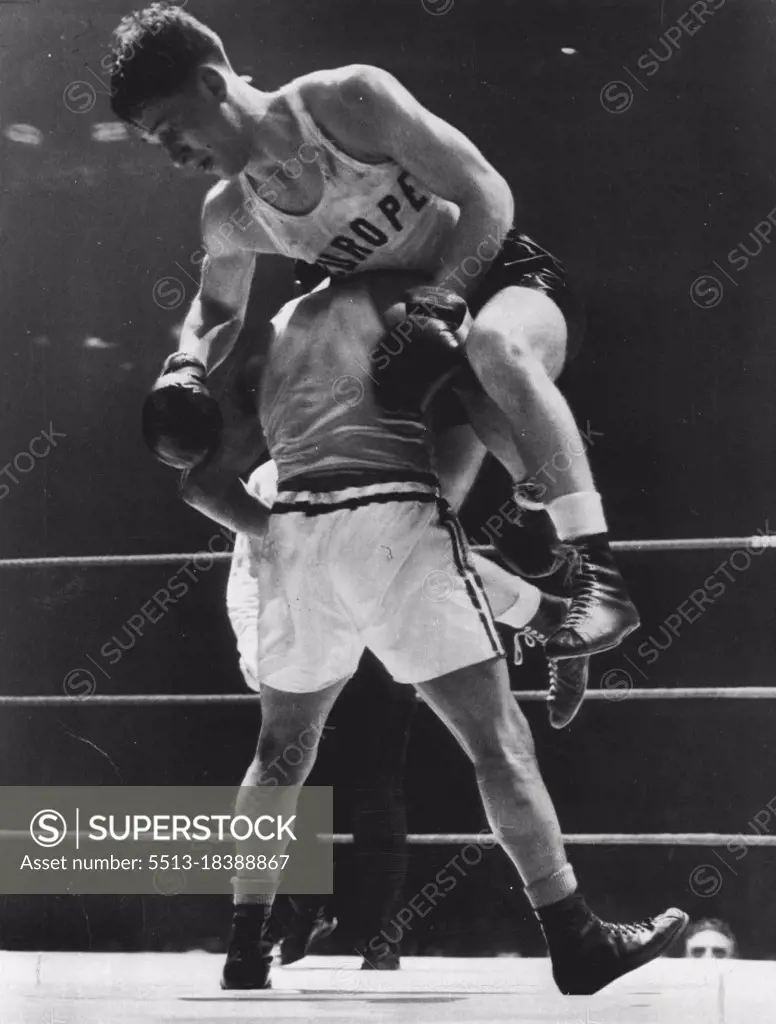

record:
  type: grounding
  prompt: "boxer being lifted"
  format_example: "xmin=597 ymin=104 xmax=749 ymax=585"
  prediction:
xmin=110 ymin=3 xmax=640 ymax=661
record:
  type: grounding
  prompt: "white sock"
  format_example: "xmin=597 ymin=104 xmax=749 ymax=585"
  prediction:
xmin=496 ymin=583 xmax=542 ymax=629
xmin=234 ymin=893 xmax=275 ymax=907
xmin=547 ymin=492 xmax=607 ymax=542
xmin=525 ymin=863 xmax=578 ymax=910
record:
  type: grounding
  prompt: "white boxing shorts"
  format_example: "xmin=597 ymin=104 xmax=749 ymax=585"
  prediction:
xmin=244 ymin=474 xmax=503 ymax=693
xmin=225 ymin=461 xmax=278 ymax=690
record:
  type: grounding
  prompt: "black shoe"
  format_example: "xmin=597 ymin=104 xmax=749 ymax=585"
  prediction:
xmin=546 ymin=536 xmax=640 ymax=659
xmin=280 ymin=909 xmax=338 ymax=965
xmin=361 ymin=945 xmax=401 ymax=970
xmin=541 ymin=897 xmax=689 ymax=995
xmin=491 ymin=506 xmax=565 ymax=579
xmin=512 ymin=594 xmax=590 ymax=730
xmin=546 ymin=655 xmax=589 ymax=730
xmin=221 ymin=906 xmax=273 ymax=990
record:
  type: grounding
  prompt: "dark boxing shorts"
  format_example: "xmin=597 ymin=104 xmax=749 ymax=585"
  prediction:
xmin=295 ymin=228 xmax=584 ymax=356
xmin=293 ymin=227 xmax=585 ymax=431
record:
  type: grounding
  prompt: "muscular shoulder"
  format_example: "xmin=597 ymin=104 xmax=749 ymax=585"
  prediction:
xmin=292 ymin=66 xmax=409 ymax=156
xmin=296 ymin=64 xmax=402 ymax=111
xmin=201 ymin=179 xmax=269 ymax=256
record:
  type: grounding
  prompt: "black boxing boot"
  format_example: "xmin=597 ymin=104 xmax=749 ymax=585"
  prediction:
xmin=537 ymin=893 xmax=689 ymax=995
xmin=493 ymin=507 xmax=565 ymax=579
xmin=509 ymin=591 xmax=590 ymax=730
xmin=221 ymin=903 xmax=274 ymax=990
xmin=546 ymin=535 xmax=640 ymax=659
xmin=490 ymin=480 xmax=565 ymax=579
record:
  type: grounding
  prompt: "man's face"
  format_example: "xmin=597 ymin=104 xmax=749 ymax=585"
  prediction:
xmin=135 ymin=72 xmax=250 ymax=179
xmin=685 ymin=929 xmax=735 ymax=959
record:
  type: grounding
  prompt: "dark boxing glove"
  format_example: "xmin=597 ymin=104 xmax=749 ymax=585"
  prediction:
xmin=142 ymin=353 xmax=223 ymax=470
xmin=373 ymin=286 xmax=470 ymax=415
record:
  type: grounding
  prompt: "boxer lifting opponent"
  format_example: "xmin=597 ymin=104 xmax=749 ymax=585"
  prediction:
xmin=174 ymin=274 xmax=590 ymax=730
xmin=111 ymin=3 xmax=640 ymax=660
xmin=187 ymin=344 xmax=581 ymax=971
xmin=163 ymin=269 xmax=686 ymax=995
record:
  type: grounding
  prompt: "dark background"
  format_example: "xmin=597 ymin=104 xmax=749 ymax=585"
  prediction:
xmin=1 ymin=0 xmax=776 ymax=958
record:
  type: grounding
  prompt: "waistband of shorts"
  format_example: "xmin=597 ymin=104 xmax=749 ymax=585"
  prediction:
xmin=273 ymin=469 xmax=440 ymax=515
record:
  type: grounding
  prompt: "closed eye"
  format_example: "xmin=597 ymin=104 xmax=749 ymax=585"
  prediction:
xmin=135 ymin=120 xmax=178 ymax=148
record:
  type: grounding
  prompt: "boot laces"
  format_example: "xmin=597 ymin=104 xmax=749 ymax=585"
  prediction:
xmin=603 ymin=917 xmax=656 ymax=941
xmin=513 ymin=625 xmax=547 ymax=665
xmin=547 ymin=658 xmax=560 ymax=699
xmin=563 ymin=548 xmax=603 ymax=629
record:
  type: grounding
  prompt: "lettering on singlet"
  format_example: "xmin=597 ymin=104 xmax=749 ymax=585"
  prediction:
xmin=313 ymin=172 xmax=429 ymax=276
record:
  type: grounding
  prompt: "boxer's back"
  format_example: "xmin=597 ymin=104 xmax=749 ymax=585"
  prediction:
xmin=259 ymin=279 xmax=434 ymax=484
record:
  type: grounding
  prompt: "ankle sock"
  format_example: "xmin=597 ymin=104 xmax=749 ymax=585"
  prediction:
xmin=525 ymin=863 xmax=578 ymax=910
xmin=547 ymin=493 xmax=607 ymax=541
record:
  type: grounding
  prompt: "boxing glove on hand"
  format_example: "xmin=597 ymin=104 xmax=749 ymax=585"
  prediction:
xmin=404 ymin=286 xmax=469 ymax=333
xmin=373 ymin=287 xmax=470 ymax=415
xmin=142 ymin=353 xmax=223 ymax=470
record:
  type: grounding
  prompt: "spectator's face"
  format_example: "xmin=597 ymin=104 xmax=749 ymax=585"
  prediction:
xmin=685 ymin=928 xmax=735 ymax=959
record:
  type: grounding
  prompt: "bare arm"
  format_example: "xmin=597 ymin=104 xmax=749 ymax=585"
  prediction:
xmin=431 ymin=423 xmax=488 ymax=514
xmin=310 ymin=66 xmax=514 ymax=296
xmin=182 ymin=472 xmax=271 ymax=536
xmin=178 ymin=183 xmax=262 ymax=371
xmin=181 ymin=340 xmax=270 ymax=535
xmin=181 ymin=414 xmax=270 ymax=536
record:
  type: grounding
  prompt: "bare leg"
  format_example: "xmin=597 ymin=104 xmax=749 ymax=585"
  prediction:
xmin=222 ymin=678 xmax=348 ymax=990
xmin=465 ymin=286 xmax=596 ymax=504
xmin=239 ymin=680 xmax=346 ymax=789
xmin=463 ymin=287 xmax=640 ymax=658
xmin=415 ymin=656 xmax=688 ymax=995
xmin=415 ymin=657 xmax=569 ymax=895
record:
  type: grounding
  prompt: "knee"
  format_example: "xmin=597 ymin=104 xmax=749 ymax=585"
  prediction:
xmin=256 ymin=726 xmax=319 ymax=781
xmin=466 ymin=324 xmax=549 ymax=382
xmin=467 ymin=321 xmax=564 ymax=383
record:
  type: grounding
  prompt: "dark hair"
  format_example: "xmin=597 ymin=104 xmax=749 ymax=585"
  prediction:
xmin=685 ymin=918 xmax=738 ymax=954
xmin=109 ymin=3 xmax=227 ymax=123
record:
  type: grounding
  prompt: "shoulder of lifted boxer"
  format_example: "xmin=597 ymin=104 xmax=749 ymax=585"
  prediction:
xmin=291 ymin=65 xmax=398 ymax=104
xmin=291 ymin=66 xmax=401 ymax=156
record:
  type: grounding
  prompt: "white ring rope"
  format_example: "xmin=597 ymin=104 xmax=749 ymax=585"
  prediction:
xmin=1 ymin=687 xmax=775 ymax=707
xmin=1 ymin=535 xmax=776 ymax=570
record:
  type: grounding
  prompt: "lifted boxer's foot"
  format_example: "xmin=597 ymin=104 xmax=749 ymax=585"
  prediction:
xmin=538 ymin=895 xmax=689 ymax=996
xmin=546 ymin=536 xmax=640 ymax=659
xmin=221 ymin=906 xmax=273 ymax=990
xmin=513 ymin=594 xmax=590 ymax=729
xmin=492 ymin=506 xmax=565 ymax=580
xmin=546 ymin=655 xmax=589 ymax=730
xmin=280 ymin=910 xmax=338 ymax=965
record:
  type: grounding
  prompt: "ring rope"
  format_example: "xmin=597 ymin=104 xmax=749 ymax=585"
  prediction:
xmin=329 ymin=832 xmax=776 ymax=847
xmin=2 ymin=687 xmax=775 ymax=707
xmin=1 ymin=534 xmax=775 ymax=569
xmin=0 ymin=829 xmax=768 ymax=846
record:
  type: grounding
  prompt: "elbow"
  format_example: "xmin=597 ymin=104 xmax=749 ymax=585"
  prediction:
xmin=180 ymin=470 xmax=223 ymax=512
xmin=180 ymin=474 xmax=206 ymax=510
xmin=487 ymin=172 xmax=515 ymax=228
xmin=462 ymin=173 xmax=514 ymax=231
